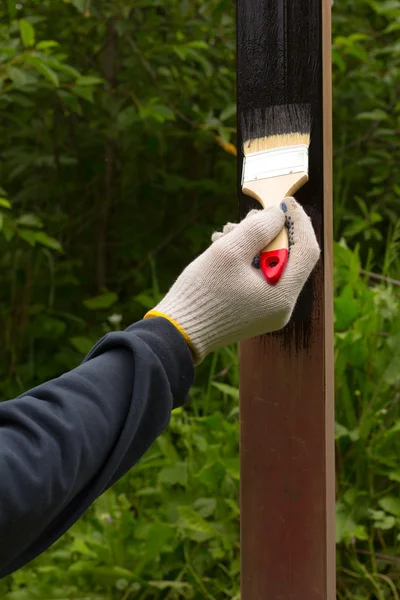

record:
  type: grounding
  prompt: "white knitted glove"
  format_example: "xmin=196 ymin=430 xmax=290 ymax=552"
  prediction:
xmin=145 ymin=197 xmax=320 ymax=363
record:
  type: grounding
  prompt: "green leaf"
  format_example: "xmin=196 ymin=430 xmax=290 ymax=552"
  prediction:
xmin=378 ymin=496 xmax=400 ymax=518
xmin=134 ymin=292 xmax=157 ymax=309
xmin=135 ymin=522 xmax=174 ymax=554
xmin=17 ymin=213 xmax=43 ymax=228
xmin=332 ymin=47 xmax=346 ymax=72
xmin=17 ymin=229 xmax=36 ymax=246
xmin=383 ymin=356 xmax=400 ymax=386
xmin=193 ymin=497 xmax=217 ymax=518
xmin=368 ymin=509 xmax=396 ymax=530
xmin=334 ymin=284 xmax=360 ymax=330
xmin=158 ymin=464 xmax=188 ymax=487
xmin=9 ymin=67 xmax=29 ymax=87
xmin=149 ymin=581 xmax=193 ymax=594
xmin=335 ymin=422 xmax=359 ymax=441
xmin=356 ymin=109 xmax=388 ymax=121
xmin=370 ymin=0 xmax=400 ymax=13
xmin=70 ymin=337 xmax=93 ymax=354
xmin=336 ymin=501 xmax=368 ymax=544
xmin=72 ymin=85 xmax=94 ymax=103
xmin=69 ymin=0 xmax=88 ymax=14
xmin=139 ymin=102 xmax=175 ymax=123
xmin=35 ymin=231 xmax=63 ymax=252
xmin=76 ymin=75 xmax=104 ymax=86
xmin=51 ymin=62 xmax=81 ymax=79
xmin=196 ymin=460 xmax=226 ymax=486
xmin=343 ymin=218 xmax=368 ymax=238
xmin=84 ymin=292 xmax=118 ymax=310
xmin=69 ymin=537 xmax=94 ymax=555
xmin=384 ymin=21 xmax=400 ymax=33
xmin=186 ymin=40 xmax=209 ymax=50
xmin=0 ymin=198 xmax=11 ymax=209
xmin=225 ymin=457 xmax=240 ymax=480
xmin=19 ymin=19 xmax=36 ymax=48
xmin=220 ymin=103 xmax=236 ymax=121
xmin=25 ymin=56 xmax=59 ymax=87
xmin=388 ymin=471 xmax=400 ymax=484
xmin=211 ymin=382 xmax=239 ymax=400
xmin=335 ymin=422 xmax=349 ymax=440
xmin=36 ymin=40 xmax=60 ymax=51
xmin=178 ymin=505 xmax=219 ymax=539
xmin=193 ymin=433 xmax=207 ymax=452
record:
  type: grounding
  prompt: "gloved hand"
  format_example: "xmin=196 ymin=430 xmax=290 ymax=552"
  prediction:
xmin=145 ymin=197 xmax=320 ymax=363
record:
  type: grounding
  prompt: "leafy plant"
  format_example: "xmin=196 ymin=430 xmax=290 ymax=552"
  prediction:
xmin=1 ymin=0 xmax=400 ymax=598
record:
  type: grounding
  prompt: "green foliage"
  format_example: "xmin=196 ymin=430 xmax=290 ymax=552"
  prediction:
xmin=332 ymin=0 xmax=400 ymax=261
xmin=0 ymin=0 xmax=400 ymax=598
xmin=0 ymin=0 xmax=237 ymax=399
xmin=334 ymin=242 xmax=400 ymax=597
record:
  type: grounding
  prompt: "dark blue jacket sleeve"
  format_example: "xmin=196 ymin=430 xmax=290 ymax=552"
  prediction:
xmin=0 ymin=317 xmax=194 ymax=579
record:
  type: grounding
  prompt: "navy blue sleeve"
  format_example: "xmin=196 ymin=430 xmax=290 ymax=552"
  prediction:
xmin=0 ymin=317 xmax=194 ymax=579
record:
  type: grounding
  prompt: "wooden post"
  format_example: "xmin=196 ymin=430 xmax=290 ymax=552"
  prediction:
xmin=237 ymin=1 xmax=335 ymax=599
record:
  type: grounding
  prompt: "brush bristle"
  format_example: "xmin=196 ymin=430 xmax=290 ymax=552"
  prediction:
xmin=244 ymin=132 xmax=310 ymax=155
xmin=241 ymin=104 xmax=311 ymax=156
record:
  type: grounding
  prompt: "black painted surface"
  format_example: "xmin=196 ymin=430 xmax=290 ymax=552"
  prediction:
xmin=237 ymin=0 xmax=320 ymax=111
xmin=237 ymin=0 xmax=323 ymax=339
xmin=241 ymin=104 xmax=311 ymax=147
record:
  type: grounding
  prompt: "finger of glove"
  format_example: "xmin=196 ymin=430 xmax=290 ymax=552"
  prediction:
xmin=210 ymin=210 xmax=262 ymax=245
xmin=211 ymin=222 xmax=238 ymax=243
xmin=211 ymin=231 xmax=224 ymax=243
xmin=281 ymin=197 xmax=320 ymax=288
xmin=223 ymin=222 xmax=238 ymax=235
xmin=218 ymin=206 xmax=285 ymax=262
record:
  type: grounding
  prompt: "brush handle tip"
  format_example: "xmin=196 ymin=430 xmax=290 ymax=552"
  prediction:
xmin=260 ymin=248 xmax=289 ymax=285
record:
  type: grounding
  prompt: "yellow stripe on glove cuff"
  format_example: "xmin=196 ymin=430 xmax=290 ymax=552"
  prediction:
xmin=144 ymin=310 xmax=196 ymax=357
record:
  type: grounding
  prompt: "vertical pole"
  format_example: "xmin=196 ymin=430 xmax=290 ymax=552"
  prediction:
xmin=237 ymin=1 xmax=335 ymax=599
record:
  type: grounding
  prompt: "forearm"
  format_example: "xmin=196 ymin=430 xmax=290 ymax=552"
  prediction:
xmin=0 ymin=318 xmax=193 ymax=578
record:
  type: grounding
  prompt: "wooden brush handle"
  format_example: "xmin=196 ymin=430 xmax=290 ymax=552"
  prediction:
xmin=242 ymin=171 xmax=308 ymax=284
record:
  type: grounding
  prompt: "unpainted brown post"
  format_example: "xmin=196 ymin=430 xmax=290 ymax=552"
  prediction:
xmin=237 ymin=1 xmax=335 ymax=598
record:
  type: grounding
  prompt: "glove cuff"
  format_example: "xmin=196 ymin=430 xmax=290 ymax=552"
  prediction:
xmin=144 ymin=310 xmax=198 ymax=362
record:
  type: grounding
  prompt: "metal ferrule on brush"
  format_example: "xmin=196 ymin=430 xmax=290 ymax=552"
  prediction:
xmin=242 ymin=144 xmax=309 ymax=184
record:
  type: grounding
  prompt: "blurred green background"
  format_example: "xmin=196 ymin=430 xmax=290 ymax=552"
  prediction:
xmin=0 ymin=0 xmax=400 ymax=598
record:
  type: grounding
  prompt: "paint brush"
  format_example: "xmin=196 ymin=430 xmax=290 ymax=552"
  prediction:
xmin=241 ymin=103 xmax=310 ymax=284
